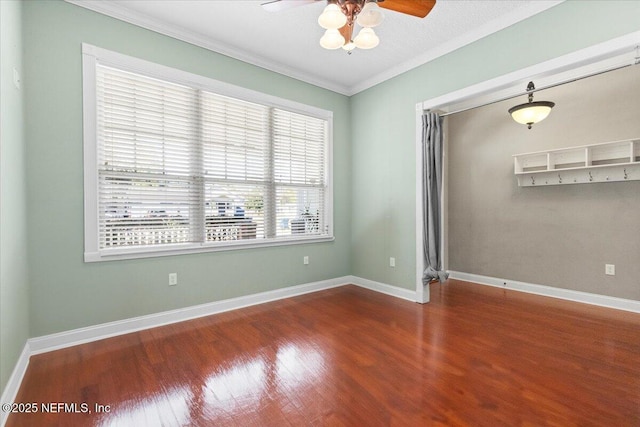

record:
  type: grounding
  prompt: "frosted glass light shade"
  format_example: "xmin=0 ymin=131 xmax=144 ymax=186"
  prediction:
xmin=342 ymin=40 xmax=356 ymax=52
xmin=320 ymin=29 xmax=345 ymax=49
xmin=353 ymin=28 xmax=379 ymax=49
xmin=356 ymin=2 xmax=384 ymax=28
xmin=318 ymin=4 xmax=347 ymax=30
xmin=509 ymin=101 xmax=555 ymax=129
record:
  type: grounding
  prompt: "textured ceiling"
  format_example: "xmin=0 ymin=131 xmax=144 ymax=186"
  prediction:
xmin=68 ymin=0 xmax=563 ymax=95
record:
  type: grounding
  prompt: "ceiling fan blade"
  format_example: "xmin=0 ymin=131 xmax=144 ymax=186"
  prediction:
xmin=261 ymin=0 xmax=319 ymax=13
xmin=379 ymin=0 xmax=436 ymax=18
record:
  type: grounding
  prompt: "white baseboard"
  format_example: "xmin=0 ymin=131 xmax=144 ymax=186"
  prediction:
xmin=5 ymin=270 xmax=634 ymax=427
xmin=26 ymin=276 xmax=416 ymax=355
xmin=349 ymin=275 xmax=418 ymax=302
xmin=448 ymin=271 xmax=640 ymax=314
xmin=1 ymin=274 xmax=414 ymax=422
xmin=0 ymin=343 xmax=31 ymax=427
xmin=29 ymin=276 xmax=353 ymax=355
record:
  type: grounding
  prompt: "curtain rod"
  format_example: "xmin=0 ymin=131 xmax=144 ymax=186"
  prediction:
xmin=435 ymin=61 xmax=637 ymax=118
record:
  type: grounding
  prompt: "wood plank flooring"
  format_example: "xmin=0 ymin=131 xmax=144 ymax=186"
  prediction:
xmin=7 ymin=280 xmax=640 ymax=426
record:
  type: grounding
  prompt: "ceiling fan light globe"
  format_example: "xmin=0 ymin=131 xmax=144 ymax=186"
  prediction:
xmin=320 ymin=29 xmax=345 ymax=49
xmin=342 ymin=41 xmax=356 ymax=52
xmin=356 ymin=2 xmax=384 ymax=28
xmin=353 ymin=27 xmax=379 ymax=49
xmin=318 ymin=4 xmax=347 ymax=29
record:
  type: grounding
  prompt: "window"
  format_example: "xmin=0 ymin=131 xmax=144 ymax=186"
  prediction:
xmin=83 ymin=45 xmax=333 ymax=262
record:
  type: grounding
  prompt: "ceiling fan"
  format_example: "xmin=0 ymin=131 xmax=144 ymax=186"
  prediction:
xmin=262 ymin=0 xmax=437 ymax=53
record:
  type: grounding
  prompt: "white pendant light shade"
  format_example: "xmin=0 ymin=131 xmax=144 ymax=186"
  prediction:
xmin=509 ymin=102 xmax=554 ymax=128
xmin=356 ymin=1 xmax=384 ymax=28
xmin=318 ymin=4 xmax=347 ymax=30
xmin=353 ymin=28 xmax=379 ymax=49
xmin=320 ymin=29 xmax=345 ymax=50
xmin=342 ymin=40 xmax=356 ymax=52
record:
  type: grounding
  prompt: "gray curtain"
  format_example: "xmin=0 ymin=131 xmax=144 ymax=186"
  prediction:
xmin=422 ymin=112 xmax=448 ymax=284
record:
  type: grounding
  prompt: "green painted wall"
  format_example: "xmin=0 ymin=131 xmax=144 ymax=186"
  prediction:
xmin=0 ymin=0 xmax=29 ymax=392
xmin=350 ymin=0 xmax=640 ymax=290
xmin=3 ymin=0 xmax=640 ymax=393
xmin=23 ymin=0 xmax=351 ymax=337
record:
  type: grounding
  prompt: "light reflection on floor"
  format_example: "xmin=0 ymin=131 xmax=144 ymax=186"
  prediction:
xmin=96 ymin=341 xmax=328 ymax=425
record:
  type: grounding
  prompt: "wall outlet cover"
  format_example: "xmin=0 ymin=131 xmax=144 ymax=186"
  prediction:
xmin=605 ymin=264 xmax=615 ymax=276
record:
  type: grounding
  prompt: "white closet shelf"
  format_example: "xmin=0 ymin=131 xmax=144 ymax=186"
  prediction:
xmin=513 ymin=138 xmax=640 ymax=187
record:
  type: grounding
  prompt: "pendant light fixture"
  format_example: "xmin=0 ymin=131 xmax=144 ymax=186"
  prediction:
xmin=508 ymin=81 xmax=555 ymax=129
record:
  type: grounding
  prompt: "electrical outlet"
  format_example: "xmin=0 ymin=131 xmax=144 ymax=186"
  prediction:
xmin=169 ymin=273 xmax=178 ymax=286
xmin=303 ymin=256 xmax=309 ymax=265
xmin=605 ymin=264 xmax=615 ymax=276
xmin=389 ymin=257 xmax=395 ymax=268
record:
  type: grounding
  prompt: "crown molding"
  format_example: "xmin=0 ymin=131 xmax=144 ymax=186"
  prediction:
xmin=65 ymin=0 xmax=351 ymax=95
xmin=65 ymin=0 xmax=563 ymax=97
xmin=347 ymin=1 xmax=564 ymax=95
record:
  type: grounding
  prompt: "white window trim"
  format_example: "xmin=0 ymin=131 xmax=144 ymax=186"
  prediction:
xmin=82 ymin=44 xmax=334 ymax=262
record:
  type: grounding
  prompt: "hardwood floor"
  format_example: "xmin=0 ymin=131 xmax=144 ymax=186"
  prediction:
xmin=7 ymin=280 xmax=640 ymax=426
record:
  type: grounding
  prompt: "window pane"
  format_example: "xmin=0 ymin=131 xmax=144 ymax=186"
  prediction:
xmin=201 ymin=92 xmax=269 ymax=182
xmin=276 ymin=186 xmax=324 ymax=237
xmin=98 ymin=66 xmax=197 ymax=177
xmin=99 ymin=175 xmax=197 ymax=248
xmin=204 ymin=182 xmax=265 ymax=242
xmin=273 ymin=109 xmax=325 ymax=186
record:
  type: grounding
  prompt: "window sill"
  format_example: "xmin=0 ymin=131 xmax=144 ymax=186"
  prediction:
xmin=84 ymin=235 xmax=335 ymax=263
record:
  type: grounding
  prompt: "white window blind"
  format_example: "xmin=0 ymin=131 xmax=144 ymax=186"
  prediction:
xmin=84 ymin=46 xmax=333 ymax=261
xmin=273 ymin=109 xmax=326 ymax=237
xmin=97 ymin=66 xmax=200 ymax=248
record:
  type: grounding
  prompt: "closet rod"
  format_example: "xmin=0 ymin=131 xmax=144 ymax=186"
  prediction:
xmin=434 ymin=61 xmax=637 ymax=118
